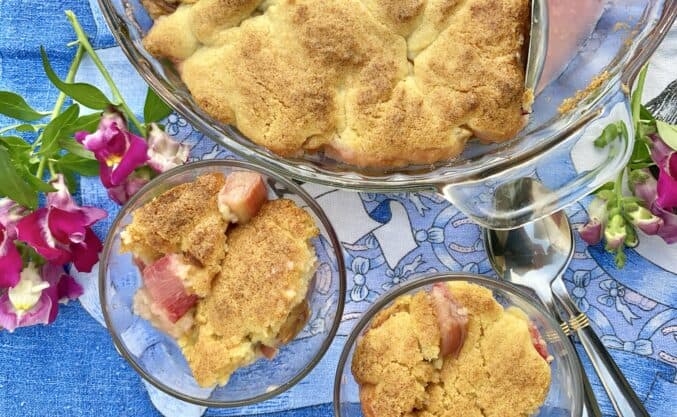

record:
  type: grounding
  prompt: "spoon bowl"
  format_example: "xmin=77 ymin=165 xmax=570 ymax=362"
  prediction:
xmin=483 ymin=178 xmax=650 ymax=417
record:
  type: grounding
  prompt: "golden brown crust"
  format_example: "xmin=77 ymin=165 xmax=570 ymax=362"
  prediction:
xmin=141 ymin=0 xmax=178 ymax=19
xmin=352 ymin=282 xmax=551 ymax=417
xmin=184 ymin=199 xmax=319 ymax=387
xmin=121 ymin=173 xmax=227 ymax=296
xmin=143 ymin=0 xmax=529 ymax=167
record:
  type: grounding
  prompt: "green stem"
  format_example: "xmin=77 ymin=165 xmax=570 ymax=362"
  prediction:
xmin=51 ymin=45 xmax=84 ymax=119
xmin=631 ymin=65 xmax=648 ymax=126
xmin=65 ymin=10 xmax=147 ymax=136
xmin=614 ymin=169 xmax=624 ymax=209
xmin=47 ymin=160 xmax=57 ymax=179
xmin=36 ymin=158 xmax=47 ymax=180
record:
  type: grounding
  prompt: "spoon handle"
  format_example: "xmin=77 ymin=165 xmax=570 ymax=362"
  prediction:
xmin=556 ymin=302 xmax=603 ymax=417
xmin=551 ymin=279 xmax=650 ymax=417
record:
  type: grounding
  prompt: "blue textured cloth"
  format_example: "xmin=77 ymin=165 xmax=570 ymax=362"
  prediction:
xmin=0 ymin=1 xmax=676 ymax=417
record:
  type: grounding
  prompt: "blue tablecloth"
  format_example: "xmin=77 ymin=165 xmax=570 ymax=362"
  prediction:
xmin=0 ymin=1 xmax=675 ymax=416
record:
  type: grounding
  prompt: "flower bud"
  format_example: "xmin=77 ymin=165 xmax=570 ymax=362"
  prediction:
xmin=629 ymin=169 xmax=658 ymax=205
xmin=578 ymin=197 xmax=607 ymax=245
xmin=628 ymin=206 xmax=664 ymax=235
xmin=604 ymin=214 xmax=626 ymax=251
xmin=624 ymin=224 xmax=638 ymax=248
xmin=579 ymin=220 xmax=603 ymax=245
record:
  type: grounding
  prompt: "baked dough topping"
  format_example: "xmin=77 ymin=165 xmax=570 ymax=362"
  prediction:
xmin=121 ymin=173 xmax=319 ymax=387
xmin=143 ymin=0 xmax=530 ymax=167
xmin=352 ymin=281 xmax=552 ymax=417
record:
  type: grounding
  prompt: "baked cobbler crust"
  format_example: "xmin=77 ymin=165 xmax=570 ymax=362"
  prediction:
xmin=183 ymin=199 xmax=319 ymax=387
xmin=143 ymin=0 xmax=530 ymax=167
xmin=352 ymin=282 xmax=551 ymax=417
xmin=121 ymin=173 xmax=227 ymax=296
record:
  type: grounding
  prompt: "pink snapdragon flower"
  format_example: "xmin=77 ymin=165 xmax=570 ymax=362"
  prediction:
xmin=107 ymin=169 xmax=151 ymax=205
xmin=0 ymin=199 xmax=28 ymax=288
xmin=578 ymin=197 xmax=607 ymax=245
xmin=16 ymin=175 xmax=106 ymax=272
xmin=0 ymin=262 xmax=82 ymax=332
xmin=75 ymin=109 xmax=150 ymax=201
xmin=628 ymin=134 xmax=677 ymax=244
xmin=147 ymin=123 xmax=190 ymax=173
xmin=656 ymin=152 xmax=677 ymax=210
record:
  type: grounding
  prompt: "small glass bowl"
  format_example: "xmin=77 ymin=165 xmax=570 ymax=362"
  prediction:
xmin=334 ymin=273 xmax=583 ymax=417
xmin=99 ymin=160 xmax=347 ymax=407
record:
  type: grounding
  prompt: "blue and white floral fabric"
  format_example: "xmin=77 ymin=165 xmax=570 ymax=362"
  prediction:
xmin=0 ymin=1 xmax=675 ymax=416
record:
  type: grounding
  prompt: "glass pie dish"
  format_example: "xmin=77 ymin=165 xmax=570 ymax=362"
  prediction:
xmin=99 ymin=160 xmax=347 ymax=406
xmin=333 ymin=273 xmax=584 ymax=417
xmin=97 ymin=0 xmax=676 ymax=229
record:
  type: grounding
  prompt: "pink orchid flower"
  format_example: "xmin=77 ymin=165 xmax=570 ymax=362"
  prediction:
xmin=147 ymin=123 xmax=190 ymax=173
xmin=0 ymin=262 xmax=82 ymax=332
xmin=16 ymin=175 xmax=106 ymax=273
xmin=75 ymin=109 xmax=150 ymax=192
xmin=0 ymin=199 xmax=28 ymax=288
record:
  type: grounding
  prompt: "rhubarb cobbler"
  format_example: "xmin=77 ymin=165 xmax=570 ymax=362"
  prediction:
xmin=352 ymin=282 xmax=552 ymax=417
xmin=120 ymin=172 xmax=319 ymax=387
xmin=141 ymin=0 xmax=532 ymax=167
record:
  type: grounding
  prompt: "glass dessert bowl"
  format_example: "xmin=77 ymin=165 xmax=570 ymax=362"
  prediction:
xmin=99 ymin=160 xmax=347 ymax=407
xmin=334 ymin=273 xmax=584 ymax=417
xmin=97 ymin=0 xmax=675 ymax=228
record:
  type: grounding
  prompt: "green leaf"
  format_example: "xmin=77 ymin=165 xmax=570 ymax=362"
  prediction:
xmin=0 ymin=136 xmax=32 ymax=167
xmin=596 ymin=189 xmax=615 ymax=201
xmin=59 ymin=138 xmax=95 ymax=159
xmin=594 ymin=123 xmax=619 ymax=148
xmin=639 ymin=104 xmax=655 ymax=123
xmin=656 ymin=120 xmax=677 ymax=151
xmin=630 ymin=140 xmax=651 ymax=163
xmin=15 ymin=124 xmax=40 ymax=132
xmin=143 ymin=87 xmax=172 ymax=125
xmin=636 ymin=120 xmax=657 ymax=142
xmin=17 ymin=166 xmax=56 ymax=193
xmin=0 ymin=91 xmax=49 ymax=121
xmin=0 ymin=135 xmax=31 ymax=152
xmin=628 ymin=161 xmax=656 ymax=170
xmin=38 ymin=104 xmax=80 ymax=156
xmin=57 ymin=153 xmax=100 ymax=176
xmin=60 ymin=168 xmax=79 ymax=193
xmin=0 ymin=147 xmax=38 ymax=209
xmin=69 ymin=112 xmax=102 ymax=134
xmin=40 ymin=47 xmax=111 ymax=110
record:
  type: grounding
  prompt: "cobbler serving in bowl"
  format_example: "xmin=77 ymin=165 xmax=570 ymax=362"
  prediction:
xmin=99 ymin=160 xmax=346 ymax=406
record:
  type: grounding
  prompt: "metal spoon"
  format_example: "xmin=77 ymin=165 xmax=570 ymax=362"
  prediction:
xmin=483 ymin=204 xmax=650 ymax=417
xmin=483 ymin=212 xmax=602 ymax=417
xmin=525 ymin=0 xmax=548 ymax=93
